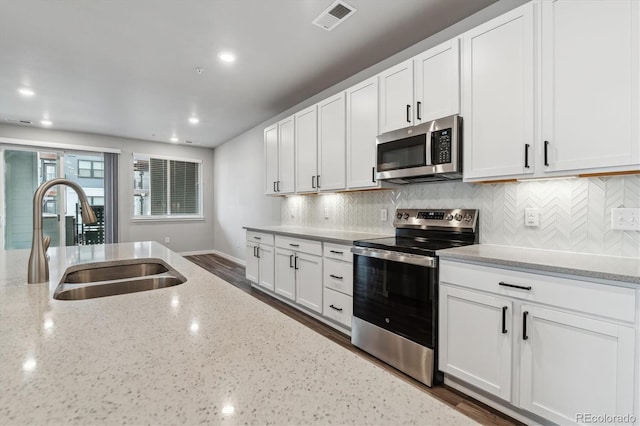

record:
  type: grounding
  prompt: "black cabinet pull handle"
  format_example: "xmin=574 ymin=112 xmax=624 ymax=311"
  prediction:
xmin=544 ymin=141 xmax=549 ymax=166
xmin=499 ymin=281 xmax=532 ymax=291
xmin=254 ymin=236 xmax=261 ymax=240
xmin=312 ymin=175 xmax=316 ymax=189
xmin=289 ymin=254 xmax=294 ymax=268
xmin=524 ymin=144 xmax=530 ymax=168
xmin=416 ymin=101 xmax=422 ymax=120
xmin=329 ymin=274 xmax=343 ymax=280
xmin=316 ymin=175 xmax=320 ymax=188
xmin=289 ymin=243 xmax=299 ymax=247
xmin=523 ymin=311 xmax=529 ymax=340
xmin=256 ymin=246 xmax=260 ymax=259
xmin=502 ymin=306 xmax=508 ymax=334
xmin=294 ymin=255 xmax=298 ymax=270
xmin=329 ymin=304 xmax=343 ymax=312
xmin=372 ymin=166 xmax=376 ymax=183
xmin=273 ymin=181 xmax=277 ymax=192
xmin=277 ymin=181 xmax=280 ymax=192
xmin=329 ymin=250 xmax=343 ymax=254
xmin=406 ymin=104 xmax=411 ymax=123
xmin=253 ymin=246 xmax=257 ymax=257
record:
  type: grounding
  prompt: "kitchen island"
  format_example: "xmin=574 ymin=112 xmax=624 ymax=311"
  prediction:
xmin=0 ymin=242 xmax=474 ymax=425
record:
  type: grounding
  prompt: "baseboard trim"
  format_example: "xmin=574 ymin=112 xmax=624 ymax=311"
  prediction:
xmin=180 ymin=249 xmax=246 ymax=267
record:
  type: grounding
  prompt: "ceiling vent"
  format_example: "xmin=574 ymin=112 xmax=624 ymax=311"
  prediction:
xmin=312 ymin=1 xmax=356 ymax=31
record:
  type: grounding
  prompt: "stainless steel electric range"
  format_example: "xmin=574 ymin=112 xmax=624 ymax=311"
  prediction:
xmin=351 ymin=208 xmax=479 ymax=386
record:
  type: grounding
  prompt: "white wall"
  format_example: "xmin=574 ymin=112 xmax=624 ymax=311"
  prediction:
xmin=212 ymin=125 xmax=280 ymax=262
xmin=0 ymin=124 xmax=215 ymax=253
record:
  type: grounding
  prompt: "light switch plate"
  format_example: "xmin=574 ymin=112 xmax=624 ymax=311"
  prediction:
xmin=525 ymin=208 xmax=539 ymax=227
xmin=324 ymin=208 xmax=329 ymax=219
xmin=611 ymin=208 xmax=640 ymax=231
xmin=380 ymin=208 xmax=388 ymax=222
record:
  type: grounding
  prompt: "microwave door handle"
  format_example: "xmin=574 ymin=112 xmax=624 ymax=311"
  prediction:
xmin=425 ymin=133 xmax=432 ymax=167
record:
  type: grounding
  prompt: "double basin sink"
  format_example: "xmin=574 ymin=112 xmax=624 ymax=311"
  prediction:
xmin=53 ymin=258 xmax=186 ymax=300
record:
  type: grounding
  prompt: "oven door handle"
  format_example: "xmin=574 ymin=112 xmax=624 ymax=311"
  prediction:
xmin=351 ymin=246 xmax=436 ymax=268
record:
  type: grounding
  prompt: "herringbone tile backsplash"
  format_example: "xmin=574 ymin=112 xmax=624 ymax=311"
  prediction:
xmin=281 ymin=175 xmax=640 ymax=258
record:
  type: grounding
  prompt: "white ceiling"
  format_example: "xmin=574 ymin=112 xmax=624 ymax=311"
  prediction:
xmin=0 ymin=0 xmax=496 ymax=148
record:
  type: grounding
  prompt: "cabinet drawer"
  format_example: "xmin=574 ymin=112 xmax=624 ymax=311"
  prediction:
xmin=323 ymin=287 xmax=353 ymax=328
xmin=275 ymin=235 xmax=322 ymax=256
xmin=323 ymin=243 xmax=353 ymax=263
xmin=246 ymin=231 xmax=274 ymax=246
xmin=440 ymin=260 xmax=636 ymax=323
xmin=323 ymin=258 xmax=353 ymax=296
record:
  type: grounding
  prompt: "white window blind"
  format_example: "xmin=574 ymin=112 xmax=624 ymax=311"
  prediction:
xmin=133 ymin=154 xmax=201 ymax=218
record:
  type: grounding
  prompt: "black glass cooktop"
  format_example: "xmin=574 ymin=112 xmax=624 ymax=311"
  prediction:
xmin=353 ymin=236 xmax=474 ymax=257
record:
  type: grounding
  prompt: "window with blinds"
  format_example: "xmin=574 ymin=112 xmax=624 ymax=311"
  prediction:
xmin=133 ymin=154 xmax=201 ymax=218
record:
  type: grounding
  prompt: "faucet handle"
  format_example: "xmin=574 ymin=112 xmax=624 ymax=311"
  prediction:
xmin=43 ymin=235 xmax=51 ymax=252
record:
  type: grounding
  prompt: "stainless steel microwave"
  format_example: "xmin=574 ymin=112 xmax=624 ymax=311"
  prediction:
xmin=376 ymin=115 xmax=462 ymax=184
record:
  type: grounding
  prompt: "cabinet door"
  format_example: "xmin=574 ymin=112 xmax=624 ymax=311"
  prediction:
xmin=278 ymin=116 xmax=295 ymax=194
xmin=541 ymin=0 xmax=640 ymax=173
xmin=274 ymin=248 xmax=296 ymax=300
xmin=318 ymin=93 xmax=346 ymax=191
xmin=379 ymin=59 xmax=414 ymax=133
xmin=257 ymin=244 xmax=274 ymax=291
xmin=462 ymin=2 xmax=535 ymax=180
xmin=295 ymin=252 xmax=323 ymax=313
xmin=264 ymin=124 xmax=279 ymax=195
xmin=414 ymin=38 xmax=460 ymax=124
xmin=295 ymin=105 xmax=318 ymax=193
xmin=347 ymin=76 xmax=380 ymax=190
xmin=439 ymin=286 xmax=513 ymax=401
xmin=245 ymin=242 xmax=259 ymax=283
xmin=519 ymin=305 xmax=635 ymax=425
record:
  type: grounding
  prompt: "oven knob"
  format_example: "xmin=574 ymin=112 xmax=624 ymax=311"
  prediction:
xmin=454 ymin=213 xmax=462 ymax=221
xmin=445 ymin=214 xmax=454 ymax=221
xmin=396 ymin=212 xmax=403 ymax=219
xmin=403 ymin=213 xmax=410 ymax=220
xmin=464 ymin=214 xmax=473 ymax=222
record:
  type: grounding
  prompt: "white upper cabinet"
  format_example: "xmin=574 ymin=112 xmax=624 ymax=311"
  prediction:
xmin=295 ymin=105 xmax=318 ymax=193
xmin=347 ymin=76 xmax=380 ymax=190
xmin=264 ymin=117 xmax=295 ymax=195
xmin=379 ymin=59 xmax=414 ymax=133
xmin=414 ymin=38 xmax=460 ymax=124
xmin=318 ymin=92 xmax=346 ymax=191
xmin=541 ymin=0 xmax=640 ymax=175
xmin=462 ymin=2 xmax=536 ymax=181
xmin=264 ymin=124 xmax=279 ymax=195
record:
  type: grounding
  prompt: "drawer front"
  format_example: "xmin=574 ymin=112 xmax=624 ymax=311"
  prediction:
xmin=323 ymin=243 xmax=353 ymax=263
xmin=275 ymin=235 xmax=322 ymax=256
xmin=440 ymin=260 xmax=636 ymax=323
xmin=323 ymin=287 xmax=353 ymax=328
xmin=246 ymin=231 xmax=274 ymax=246
xmin=323 ymin=258 xmax=353 ymax=296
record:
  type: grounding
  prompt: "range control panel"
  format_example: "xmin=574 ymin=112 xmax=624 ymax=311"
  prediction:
xmin=393 ymin=208 xmax=479 ymax=229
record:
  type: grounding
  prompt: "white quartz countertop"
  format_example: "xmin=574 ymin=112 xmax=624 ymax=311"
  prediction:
xmin=243 ymin=225 xmax=393 ymax=245
xmin=437 ymin=244 xmax=640 ymax=285
xmin=0 ymin=242 xmax=474 ymax=425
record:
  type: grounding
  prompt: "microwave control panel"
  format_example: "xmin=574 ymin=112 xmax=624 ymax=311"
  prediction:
xmin=431 ymin=128 xmax=452 ymax=164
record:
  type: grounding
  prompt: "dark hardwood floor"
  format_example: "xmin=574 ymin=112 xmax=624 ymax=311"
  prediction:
xmin=184 ymin=253 xmax=523 ymax=426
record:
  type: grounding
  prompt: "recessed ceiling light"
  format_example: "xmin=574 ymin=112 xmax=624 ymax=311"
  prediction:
xmin=40 ymin=119 xmax=53 ymax=126
xmin=188 ymin=117 xmax=199 ymax=125
xmin=218 ymin=51 xmax=236 ymax=63
xmin=18 ymin=87 xmax=35 ymax=97
xmin=170 ymin=136 xmax=179 ymax=143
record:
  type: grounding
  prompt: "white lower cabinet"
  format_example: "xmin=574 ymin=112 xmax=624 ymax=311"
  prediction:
xmin=245 ymin=231 xmax=275 ymax=291
xmin=274 ymin=248 xmax=296 ymax=300
xmin=323 ymin=287 xmax=352 ymax=328
xmin=274 ymin=236 xmax=323 ymax=313
xmin=295 ymin=252 xmax=323 ymax=313
xmin=439 ymin=260 xmax=637 ymax=425
xmin=322 ymin=243 xmax=354 ymax=329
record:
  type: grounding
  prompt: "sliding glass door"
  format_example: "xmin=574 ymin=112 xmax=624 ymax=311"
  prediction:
xmin=1 ymin=147 xmax=109 ymax=250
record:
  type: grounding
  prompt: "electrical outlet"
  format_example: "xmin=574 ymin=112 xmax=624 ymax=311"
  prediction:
xmin=611 ymin=208 xmax=640 ymax=231
xmin=525 ymin=208 xmax=539 ymax=227
xmin=380 ymin=208 xmax=388 ymax=222
xmin=324 ymin=208 xmax=329 ymax=219
xmin=164 ymin=237 xmax=171 ymax=243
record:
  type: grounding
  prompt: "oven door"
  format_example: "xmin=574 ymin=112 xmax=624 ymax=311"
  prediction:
xmin=352 ymin=247 xmax=437 ymax=349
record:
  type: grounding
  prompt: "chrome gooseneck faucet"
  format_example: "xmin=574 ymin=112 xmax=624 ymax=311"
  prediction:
xmin=28 ymin=178 xmax=98 ymax=284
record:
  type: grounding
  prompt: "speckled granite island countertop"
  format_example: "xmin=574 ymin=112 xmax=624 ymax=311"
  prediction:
xmin=437 ymin=244 xmax=640 ymax=285
xmin=243 ymin=225 xmax=392 ymax=245
xmin=0 ymin=241 xmax=475 ymax=425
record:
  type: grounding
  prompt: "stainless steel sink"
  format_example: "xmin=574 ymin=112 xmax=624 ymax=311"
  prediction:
xmin=53 ymin=258 xmax=186 ymax=300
